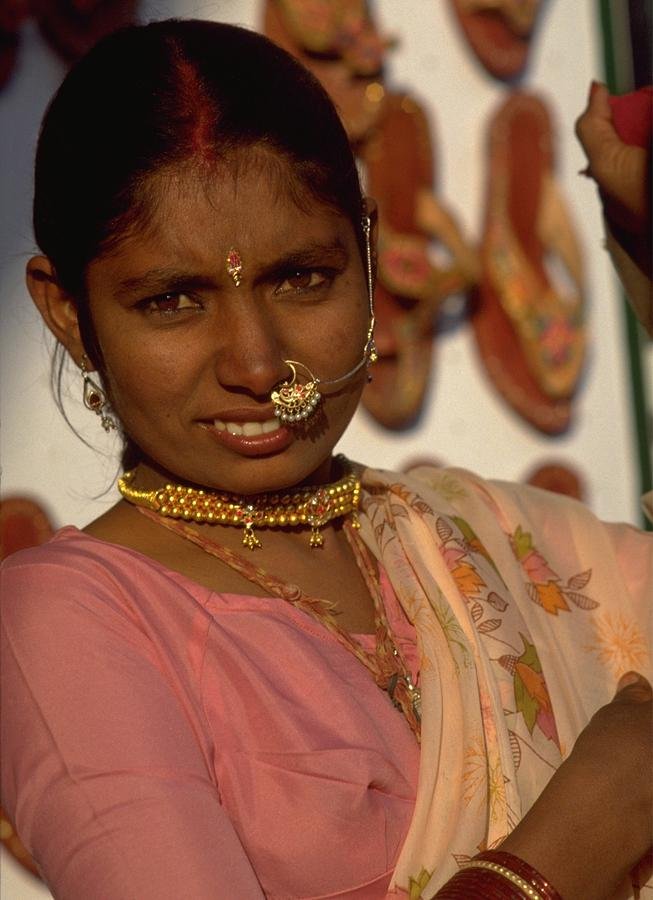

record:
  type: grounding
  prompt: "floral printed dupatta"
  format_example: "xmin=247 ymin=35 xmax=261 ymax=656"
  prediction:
xmin=356 ymin=466 xmax=652 ymax=899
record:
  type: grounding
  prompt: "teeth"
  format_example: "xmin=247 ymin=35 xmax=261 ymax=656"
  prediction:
xmin=213 ymin=418 xmax=280 ymax=436
xmin=242 ymin=422 xmax=262 ymax=436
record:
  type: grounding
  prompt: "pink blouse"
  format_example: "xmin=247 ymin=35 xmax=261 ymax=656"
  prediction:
xmin=1 ymin=527 xmax=420 ymax=899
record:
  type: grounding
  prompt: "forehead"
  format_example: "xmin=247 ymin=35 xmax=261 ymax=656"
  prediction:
xmin=103 ymin=153 xmax=353 ymax=271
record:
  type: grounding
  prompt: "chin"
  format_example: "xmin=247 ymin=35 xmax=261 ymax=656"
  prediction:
xmin=167 ymin=448 xmax=337 ymax=497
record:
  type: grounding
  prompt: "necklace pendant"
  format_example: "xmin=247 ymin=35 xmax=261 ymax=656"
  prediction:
xmin=242 ymin=522 xmax=262 ymax=550
xmin=309 ymin=525 xmax=324 ymax=548
xmin=307 ymin=488 xmax=329 ymax=548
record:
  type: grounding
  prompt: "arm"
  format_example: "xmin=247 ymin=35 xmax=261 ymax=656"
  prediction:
xmin=432 ymin=674 xmax=652 ymax=899
xmin=1 ymin=558 xmax=264 ymax=900
xmin=499 ymin=673 xmax=652 ymax=899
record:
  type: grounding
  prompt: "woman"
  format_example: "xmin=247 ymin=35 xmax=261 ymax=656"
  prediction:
xmin=1 ymin=19 xmax=651 ymax=900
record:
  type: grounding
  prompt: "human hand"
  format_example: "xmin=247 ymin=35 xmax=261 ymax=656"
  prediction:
xmin=575 ymin=82 xmax=651 ymax=237
xmin=570 ymin=671 xmax=652 ymax=843
xmin=501 ymin=671 xmax=653 ymax=900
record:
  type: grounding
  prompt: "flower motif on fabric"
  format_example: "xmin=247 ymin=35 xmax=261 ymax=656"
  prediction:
xmin=584 ymin=612 xmax=649 ymax=677
xmin=421 ymin=470 xmax=469 ymax=503
xmin=499 ymin=634 xmax=560 ymax=748
xmin=462 ymin=735 xmax=487 ymax=809
xmin=510 ymin=525 xmax=598 ymax=615
xmin=462 ymin=733 xmax=505 ymax=822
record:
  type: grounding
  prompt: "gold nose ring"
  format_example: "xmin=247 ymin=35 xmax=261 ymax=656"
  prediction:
xmin=271 ymin=360 xmax=322 ymax=424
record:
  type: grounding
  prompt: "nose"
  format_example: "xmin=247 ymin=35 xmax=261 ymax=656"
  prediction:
xmin=212 ymin=296 xmax=287 ymax=399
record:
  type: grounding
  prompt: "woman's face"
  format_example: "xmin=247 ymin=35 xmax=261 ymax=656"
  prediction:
xmin=84 ymin=158 xmax=370 ymax=495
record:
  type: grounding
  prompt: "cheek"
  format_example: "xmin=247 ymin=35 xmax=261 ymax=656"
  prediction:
xmin=311 ymin=289 xmax=370 ymax=371
xmin=101 ymin=340 xmax=194 ymax=422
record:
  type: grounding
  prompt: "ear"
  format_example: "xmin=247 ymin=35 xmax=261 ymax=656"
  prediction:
xmin=26 ymin=256 xmax=87 ymax=367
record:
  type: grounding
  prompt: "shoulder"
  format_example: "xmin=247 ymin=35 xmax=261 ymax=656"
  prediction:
xmin=380 ymin=462 xmax=642 ymax=525
xmin=0 ymin=527 xmax=175 ymax=634
xmin=2 ymin=525 xmax=155 ymax=586
xmin=363 ymin=463 xmax=652 ymax=560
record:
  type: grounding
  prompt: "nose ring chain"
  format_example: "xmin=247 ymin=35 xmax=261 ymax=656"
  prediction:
xmin=269 ymin=213 xmax=377 ymax=426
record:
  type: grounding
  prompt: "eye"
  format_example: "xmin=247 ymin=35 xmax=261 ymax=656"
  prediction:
xmin=142 ymin=292 xmax=202 ymax=316
xmin=275 ymin=269 xmax=329 ymax=296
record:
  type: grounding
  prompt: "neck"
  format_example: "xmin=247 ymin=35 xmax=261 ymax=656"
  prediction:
xmin=117 ymin=455 xmax=360 ymax=550
xmin=130 ymin=454 xmax=343 ymax=498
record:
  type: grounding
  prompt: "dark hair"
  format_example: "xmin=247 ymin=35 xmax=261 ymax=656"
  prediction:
xmin=34 ymin=18 xmax=364 ymax=466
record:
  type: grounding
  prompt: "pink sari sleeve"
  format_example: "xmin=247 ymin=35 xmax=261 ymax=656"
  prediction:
xmin=1 ymin=552 xmax=264 ymax=900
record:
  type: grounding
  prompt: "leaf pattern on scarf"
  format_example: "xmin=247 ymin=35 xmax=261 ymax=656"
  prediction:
xmin=359 ymin=471 xmax=621 ymax=897
xmin=508 ymin=730 xmax=522 ymax=770
xmin=452 ymin=516 xmax=504 ymax=581
xmin=435 ymin=516 xmax=511 ymax=641
xmin=510 ymin=525 xmax=598 ymax=616
xmin=430 ymin=593 xmax=472 ymax=671
xmin=502 ymin=634 xmax=560 ymax=748
xmin=408 ymin=868 xmax=432 ymax=900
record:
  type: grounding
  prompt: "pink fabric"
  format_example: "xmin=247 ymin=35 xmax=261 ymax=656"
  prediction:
xmin=3 ymin=467 xmax=651 ymax=899
xmin=1 ymin=528 xmax=419 ymax=899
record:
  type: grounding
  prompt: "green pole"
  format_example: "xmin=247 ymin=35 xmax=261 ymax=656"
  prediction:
xmin=598 ymin=0 xmax=652 ymax=529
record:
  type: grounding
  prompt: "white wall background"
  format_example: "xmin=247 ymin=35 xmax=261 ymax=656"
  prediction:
xmin=0 ymin=1 xmax=645 ymax=896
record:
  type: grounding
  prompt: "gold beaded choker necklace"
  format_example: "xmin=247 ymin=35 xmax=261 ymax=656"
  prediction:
xmin=117 ymin=454 xmax=361 ymax=550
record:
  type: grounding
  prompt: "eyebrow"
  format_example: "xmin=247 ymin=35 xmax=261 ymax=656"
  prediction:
xmin=114 ymin=269 xmax=218 ymax=299
xmin=114 ymin=240 xmax=350 ymax=298
xmin=256 ymin=240 xmax=350 ymax=282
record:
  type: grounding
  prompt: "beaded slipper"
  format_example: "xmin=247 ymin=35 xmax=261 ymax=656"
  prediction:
xmin=360 ymin=92 xmax=478 ymax=429
xmin=449 ymin=0 xmax=546 ymax=82
xmin=471 ymin=92 xmax=585 ymax=434
xmin=263 ymin=0 xmax=391 ymax=141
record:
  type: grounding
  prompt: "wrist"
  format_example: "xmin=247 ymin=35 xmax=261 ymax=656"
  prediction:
xmin=434 ymin=850 xmax=562 ymax=899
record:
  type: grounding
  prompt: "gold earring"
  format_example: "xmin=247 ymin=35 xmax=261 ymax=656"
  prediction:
xmin=271 ymin=361 xmax=322 ymax=424
xmin=80 ymin=355 xmax=116 ymax=432
xmin=226 ymin=248 xmax=243 ymax=287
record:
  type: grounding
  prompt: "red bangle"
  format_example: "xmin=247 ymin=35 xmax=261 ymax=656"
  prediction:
xmin=475 ymin=850 xmax=562 ymax=899
xmin=434 ymin=866 xmax=526 ymax=898
xmin=433 ymin=850 xmax=562 ymax=900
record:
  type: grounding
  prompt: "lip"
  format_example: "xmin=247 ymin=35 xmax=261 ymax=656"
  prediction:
xmin=200 ymin=420 xmax=293 ymax=457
